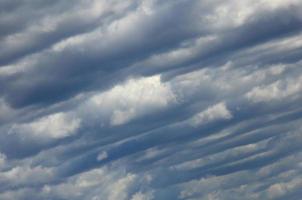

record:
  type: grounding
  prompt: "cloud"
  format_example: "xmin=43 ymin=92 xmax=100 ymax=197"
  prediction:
xmin=28 ymin=166 xmax=153 ymax=200
xmin=0 ymin=0 xmax=302 ymax=199
xmin=0 ymin=153 xmax=6 ymax=169
xmin=97 ymin=151 xmax=108 ymax=161
xmin=190 ymin=102 xmax=232 ymax=126
xmin=87 ymin=75 xmax=176 ymax=126
xmin=245 ymin=74 xmax=302 ymax=103
xmin=0 ymin=165 xmax=54 ymax=189
xmin=9 ymin=112 xmax=81 ymax=139
xmin=131 ymin=191 xmax=154 ymax=200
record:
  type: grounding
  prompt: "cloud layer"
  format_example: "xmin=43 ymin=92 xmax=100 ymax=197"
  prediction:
xmin=1 ymin=0 xmax=302 ymax=199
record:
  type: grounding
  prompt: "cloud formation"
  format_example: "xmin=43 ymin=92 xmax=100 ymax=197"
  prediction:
xmin=0 ymin=0 xmax=302 ymax=199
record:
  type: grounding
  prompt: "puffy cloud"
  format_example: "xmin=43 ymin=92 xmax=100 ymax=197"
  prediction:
xmin=245 ymin=74 xmax=302 ymax=103
xmin=36 ymin=166 xmax=152 ymax=200
xmin=131 ymin=191 xmax=154 ymax=200
xmin=0 ymin=165 xmax=54 ymax=189
xmin=85 ymin=75 xmax=176 ymax=126
xmin=97 ymin=151 xmax=108 ymax=161
xmin=266 ymin=177 xmax=302 ymax=200
xmin=9 ymin=112 xmax=81 ymax=139
xmin=190 ymin=102 xmax=232 ymax=126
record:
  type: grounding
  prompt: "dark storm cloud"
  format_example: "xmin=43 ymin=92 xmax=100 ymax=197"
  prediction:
xmin=1 ymin=0 xmax=302 ymax=200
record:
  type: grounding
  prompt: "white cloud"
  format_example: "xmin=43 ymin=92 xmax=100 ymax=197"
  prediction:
xmin=267 ymin=183 xmax=287 ymax=199
xmin=97 ymin=151 xmax=108 ymax=161
xmin=0 ymin=165 xmax=54 ymax=187
xmin=131 ymin=191 xmax=154 ymax=200
xmin=88 ymin=75 xmax=176 ymax=126
xmin=52 ymin=0 xmax=133 ymax=52
xmin=266 ymin=176 xmax=302 ymax=200
xmin=40 ymin=166 xmax=152 ymax=200
xmin=190 ymin=102 xmax=232 ymax=126
xmin=10 ymin=112 xmax=81 ymax=139
xmin=107 ymin=173 xmax=137 ymax=200
xmin=246 ymin=75 xmax=302 ymax=103
xmin=198 ymin=0 xmax=301 ymax=31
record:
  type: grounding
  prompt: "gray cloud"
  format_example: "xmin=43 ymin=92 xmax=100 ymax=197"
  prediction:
xmin=0 ymin=0 xmax=302 ymax=200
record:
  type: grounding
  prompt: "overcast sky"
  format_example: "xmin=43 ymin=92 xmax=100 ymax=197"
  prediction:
xmin=0 ymin=0 xmax=302 ymax=199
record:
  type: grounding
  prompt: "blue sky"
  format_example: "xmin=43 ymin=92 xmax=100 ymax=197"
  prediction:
xmin=0 ymin=0 xmax=302 ymax=199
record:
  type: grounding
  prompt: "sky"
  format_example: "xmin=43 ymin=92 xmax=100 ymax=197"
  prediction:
xmin=0 ymin=0 xmax=302 ymax=199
